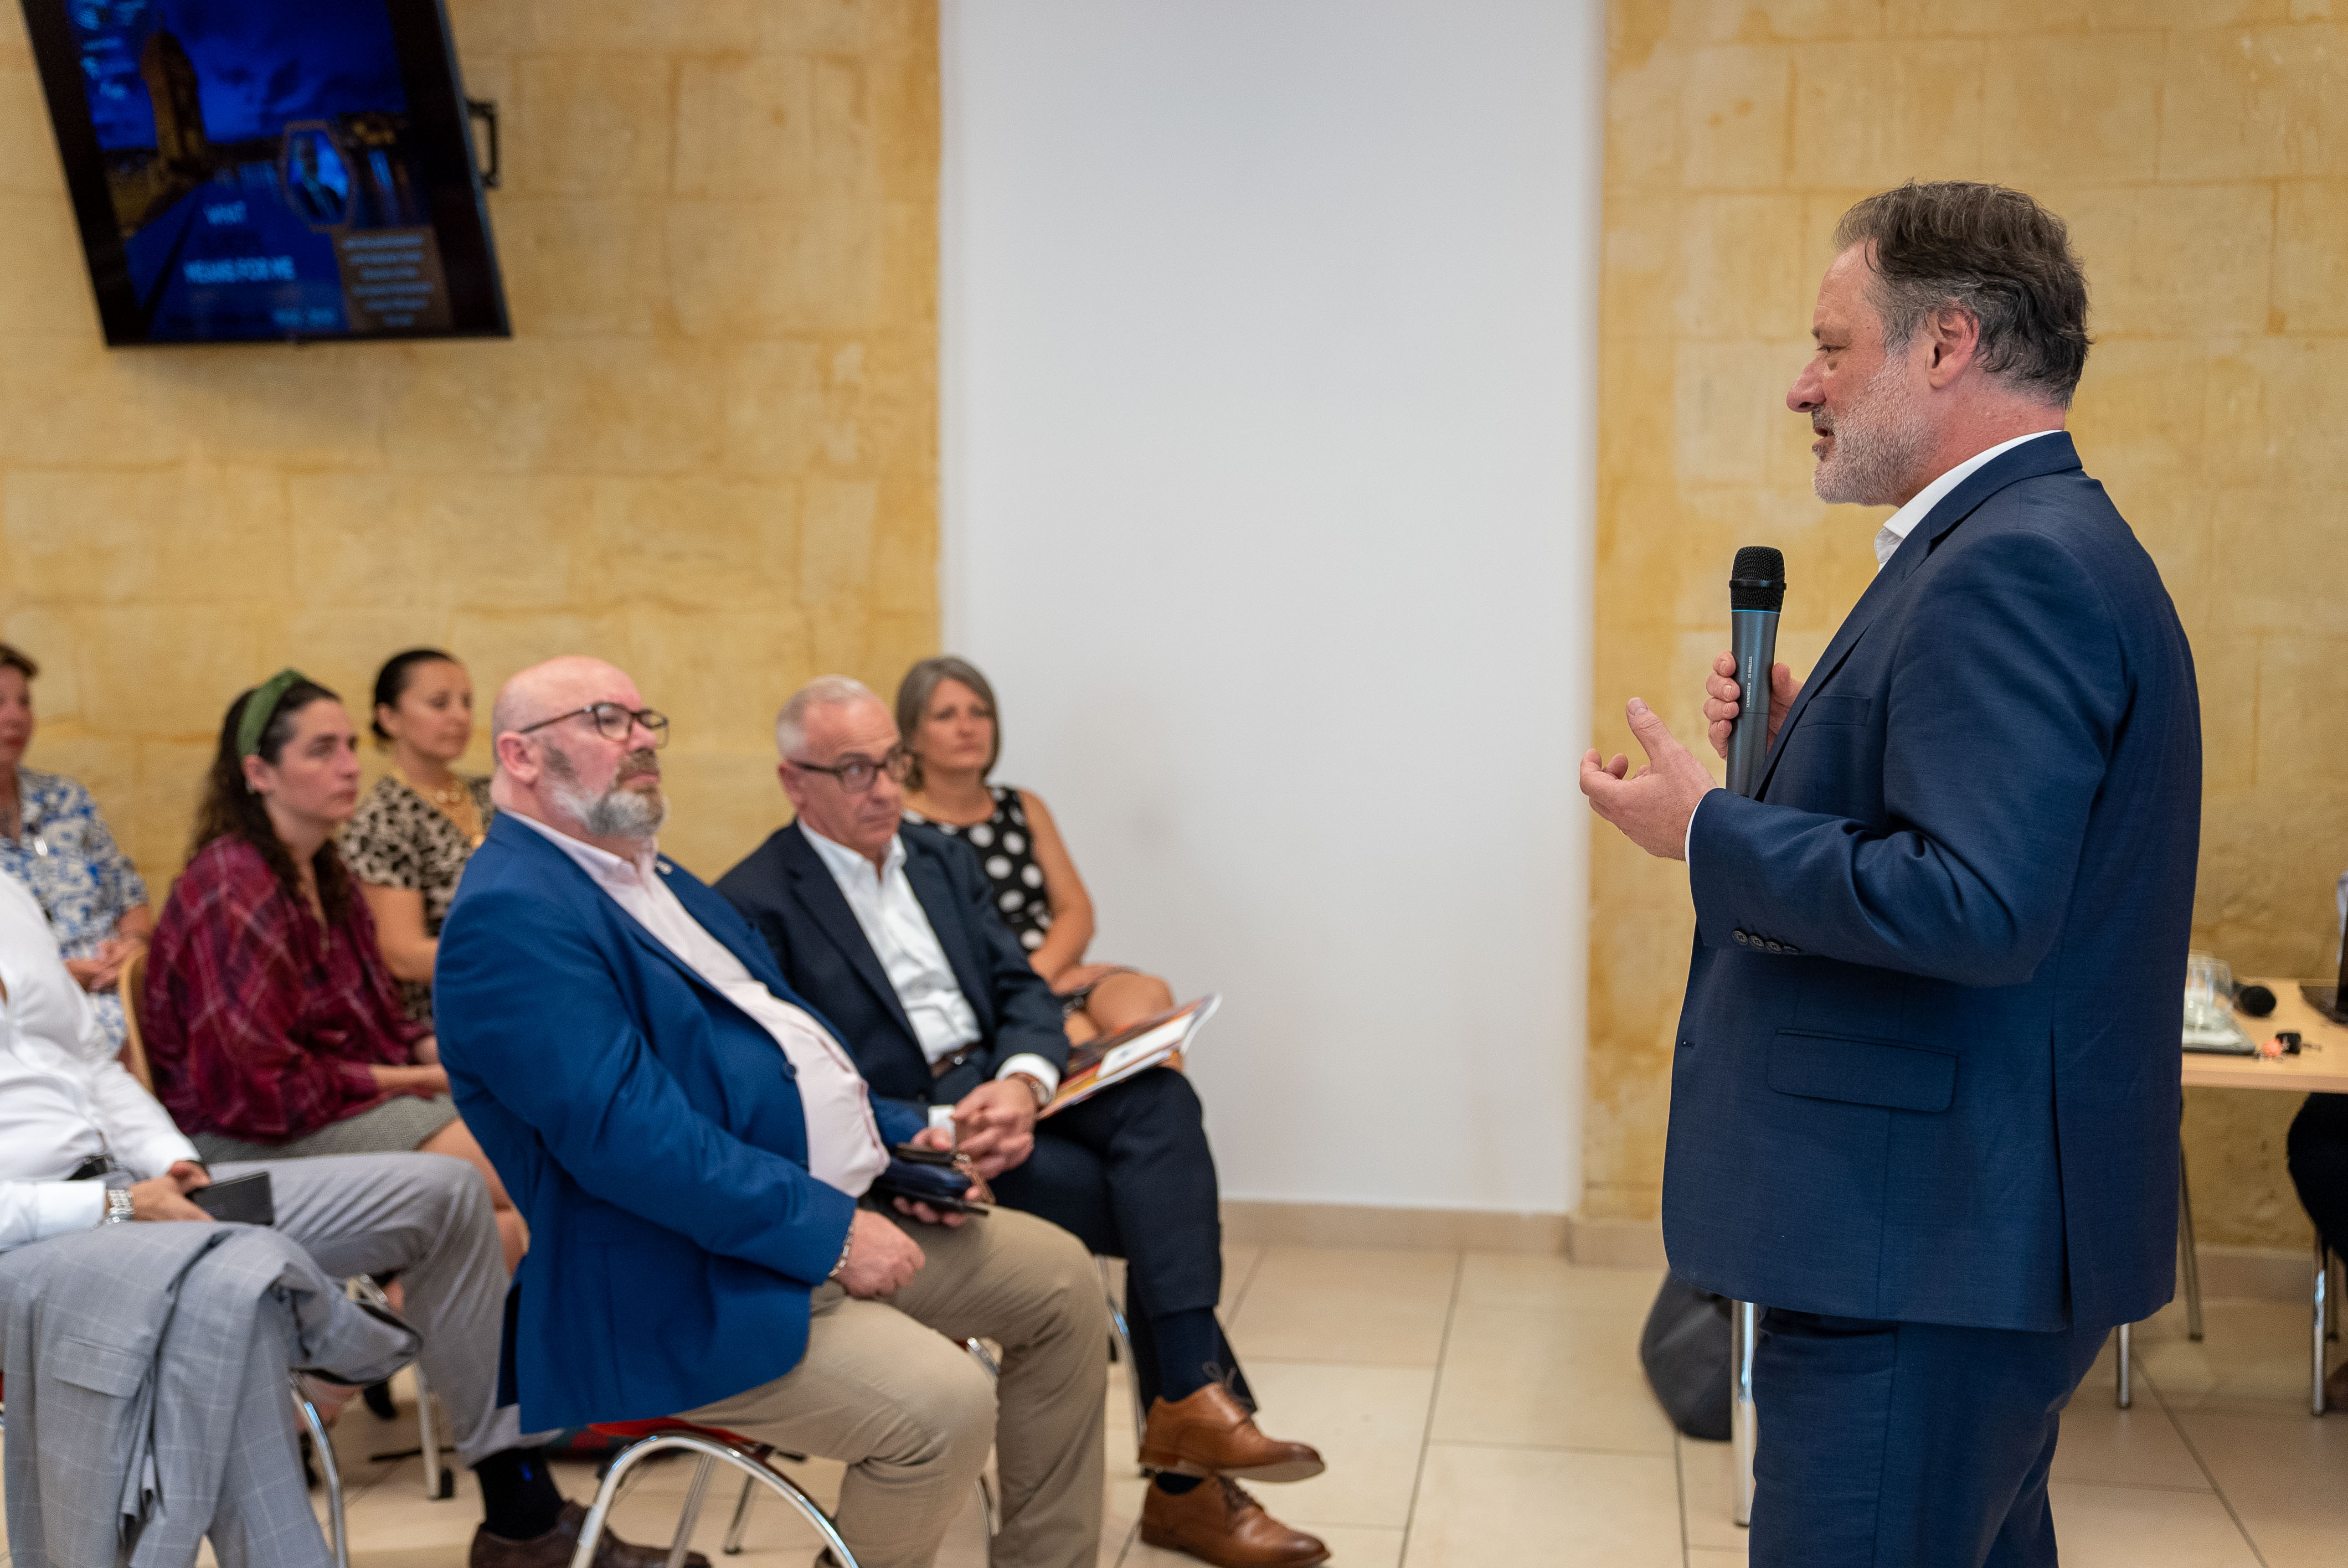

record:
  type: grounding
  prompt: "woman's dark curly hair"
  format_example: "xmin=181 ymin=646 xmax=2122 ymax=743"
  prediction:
xmin=192 ymin=678 xmax=356 ymax=923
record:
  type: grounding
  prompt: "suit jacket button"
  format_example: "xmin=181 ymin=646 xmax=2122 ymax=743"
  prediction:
xmin=1767 ymin=940 xmax=1784 ymax=953
xmin=1733 ymin=930 xmax=1749 ymax=945
xmin=1785 ymin=945 xmax=1801 ymax=955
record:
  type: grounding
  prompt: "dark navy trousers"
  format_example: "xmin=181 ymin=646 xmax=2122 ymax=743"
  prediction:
xmin=1750 ymin=1308 xmax=2108 ymax=1568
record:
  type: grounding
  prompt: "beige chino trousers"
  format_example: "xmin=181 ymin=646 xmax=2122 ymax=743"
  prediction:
xmin=681 ymin=1205 xmax=1108 ymax=1568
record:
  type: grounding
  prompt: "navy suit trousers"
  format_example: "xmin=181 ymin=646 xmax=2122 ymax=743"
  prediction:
xmin=988 ymin=1066 xmax=1247 ymax=1410
xmin=1752 ymin=1309 xmax=2107 ymax=1568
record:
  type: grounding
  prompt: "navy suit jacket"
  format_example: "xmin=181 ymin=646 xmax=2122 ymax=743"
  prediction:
xmin=1664 ymin=433 xmax=2200 ymax=1335
xmin=434 ymin=814 xmax=924 ymax=1431
xmin=713 ymin=822 xmax=1069 ymax=1116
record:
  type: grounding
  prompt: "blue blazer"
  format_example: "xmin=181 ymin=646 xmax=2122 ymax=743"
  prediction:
xmin=1665 ymin=434 xmax=2200 ymax=1334
xmin=713 ymin=822 xmax=1070 ymax=1115
xmin=434 ymin=815 xmax=925 ymax=1431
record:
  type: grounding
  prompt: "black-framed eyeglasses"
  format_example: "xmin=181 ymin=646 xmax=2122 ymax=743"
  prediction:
xmin=787 ymin=747 xmax=913 ymax=793
xmin=516 ymin=703 xmax=671 ymax=749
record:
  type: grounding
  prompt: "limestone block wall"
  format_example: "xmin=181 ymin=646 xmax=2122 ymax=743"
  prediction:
xmin=1594 ymin=0 xmax=2348 ymax=1248
xmin=0 ymin=0 xmax=939 ymax=887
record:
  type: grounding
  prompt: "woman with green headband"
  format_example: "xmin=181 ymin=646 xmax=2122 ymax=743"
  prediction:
xmin=142 ymin=669 xmax=526 ymax=1270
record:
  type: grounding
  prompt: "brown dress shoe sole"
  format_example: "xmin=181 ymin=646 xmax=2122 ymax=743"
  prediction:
xmin=1143 ymin=1453 xmax=1327 ymax=1484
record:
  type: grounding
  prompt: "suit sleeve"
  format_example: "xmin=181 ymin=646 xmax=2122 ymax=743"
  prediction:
xmin=435 ymin=885 xmax=853 ymax=1286
xmin=1689 ymin=525 xmax=2126 ymax=988
xmin=939 ymin=837 xmax=1070 ymax=1078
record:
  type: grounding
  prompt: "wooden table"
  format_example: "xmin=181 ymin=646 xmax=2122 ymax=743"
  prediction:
xmin=2181 ymin=978 xmax=2348 ymax=1093
xmin=2117 ymin=978 xmax=2345 ymax=1415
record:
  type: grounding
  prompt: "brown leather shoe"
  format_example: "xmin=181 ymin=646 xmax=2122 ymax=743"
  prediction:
xmin=1142 ymin=1477 xmax=1328 ymax=1567
xmin=1140 ymin=1383 xmax=1325 ymax=1482
xmin=470 ymin=1500 xmax=712 ymax=1568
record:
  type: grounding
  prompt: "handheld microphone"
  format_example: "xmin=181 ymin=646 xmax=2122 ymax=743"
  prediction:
xmin=1726 ymin=546 xmax=1786 ymax=798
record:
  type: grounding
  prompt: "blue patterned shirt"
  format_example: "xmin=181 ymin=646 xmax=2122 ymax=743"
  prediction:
xmin=1 ymin=767 xmax=149 ymax=1048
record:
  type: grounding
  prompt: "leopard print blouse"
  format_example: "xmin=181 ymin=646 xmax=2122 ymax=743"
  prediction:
xmin=340 ymin=773 xmax=495 ymax=1022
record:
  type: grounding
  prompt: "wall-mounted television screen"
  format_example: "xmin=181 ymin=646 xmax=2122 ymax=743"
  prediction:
xmin=19 ymin=0 xmax=508 ymax=344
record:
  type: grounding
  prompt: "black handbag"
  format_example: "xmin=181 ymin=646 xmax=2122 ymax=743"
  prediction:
xmin=1639 ymin=1272 xmax=1732 ymax=1441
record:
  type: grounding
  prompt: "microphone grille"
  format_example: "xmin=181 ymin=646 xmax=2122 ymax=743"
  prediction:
xmin=1730 ymin=545 xmax=1786 ymax=612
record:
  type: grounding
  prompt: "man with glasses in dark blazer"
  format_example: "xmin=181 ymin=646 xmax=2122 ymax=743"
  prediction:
xmin=717 ymin=676 xmax=1330 ymax=1568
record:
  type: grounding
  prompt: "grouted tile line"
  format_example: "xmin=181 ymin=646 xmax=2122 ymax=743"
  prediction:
xmin=2139 ymin=1354 xmax=2271 ymax=1568
xmin=1395 ymin=1250 xmax=1465 ymax=1566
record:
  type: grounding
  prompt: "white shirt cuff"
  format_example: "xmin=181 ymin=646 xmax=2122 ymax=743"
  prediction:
xmin=996 ymin=1054 xmax=1061 ymax=1100
xmin=1685 ymin=790 xmax=1707 ymax=867
xmin=42 ymin=1180 xmax=108 ymax=1239
xmin=121 ymin=1131 xmax=203 ymax=1181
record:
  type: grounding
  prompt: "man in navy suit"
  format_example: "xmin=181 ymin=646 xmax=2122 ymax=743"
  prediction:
xmin=434 ymin=657 xmax=1109 ymax=1568
xmin=1581 ymin=183 xmax=2200 ymax=1567
xmin=715 ymin=679 xmax=1331 ymax=1568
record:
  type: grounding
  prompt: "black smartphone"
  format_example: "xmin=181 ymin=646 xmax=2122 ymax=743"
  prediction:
xmin=189 ymin=1170 xmax=276 ymax=1226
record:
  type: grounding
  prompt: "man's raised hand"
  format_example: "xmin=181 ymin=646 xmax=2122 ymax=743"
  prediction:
xmin=1578 ymin=698 xmax=1722 ymax=861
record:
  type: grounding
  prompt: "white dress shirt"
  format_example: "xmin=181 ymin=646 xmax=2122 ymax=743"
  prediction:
xmin=504 ymin=813 xmax=890 ymax=1199
xmin=0 ymin=873 xmax=201 ymax=1251
xmin=801 ymin=825 xmax=1062 ymax=1098
xmin=1687 ymin=429 xmax=2062 ymax=864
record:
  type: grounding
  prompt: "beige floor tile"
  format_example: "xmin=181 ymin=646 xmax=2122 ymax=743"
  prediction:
xmin=1224 ymin=1363 xmax=1437 ymax=1530
xmin=2049 ymin=1396 xmax=2211 ymax=1491
xmin=1455 ymin=1252 xmax=1662 ymax=1316
xmin=1677 ymin=1432 xmax=1747 ymax=1550
xmin=1687 ymin=1547 xmax=1748 ymax=1564
xmin=2046 ymin=1480 xmax=2262 ymax=1567
xmin=2171 ymin=1406 xmax=2348 ymax=1568
xmin=2130 ymin=1297 xmax=2320 ymax=1413
xmin=1223 ymin=1248 xmax=1457 ymax=1368
xmin=1124 ymin=1521 xmax=1403 ymax=1568
xmin=1402 ymin=1444 xmax=1681 ymax=1568
xmin=1429 ymin=1304 xmax=1675 ymax=1455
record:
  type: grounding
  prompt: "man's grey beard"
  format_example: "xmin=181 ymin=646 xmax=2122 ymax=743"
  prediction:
xmin=1813 ymin=350 xmax=1934 ymax=506
xmin=544 ymin=744 xmax=670 ymax=839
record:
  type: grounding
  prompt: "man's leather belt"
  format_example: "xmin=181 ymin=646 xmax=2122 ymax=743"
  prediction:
xmin=931 ymin=1047 xmax=980 ymax=1080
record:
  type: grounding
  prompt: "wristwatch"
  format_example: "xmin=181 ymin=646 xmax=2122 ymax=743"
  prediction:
xmin=1010 ymin=1071 xmax=1052 ymax=1111
xmin=101 ymin=1185 xmax=135 ymax=1226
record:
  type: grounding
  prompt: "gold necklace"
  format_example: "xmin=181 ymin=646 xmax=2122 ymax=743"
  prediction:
xmin=405 ymin=771 xmax=486 ymax=847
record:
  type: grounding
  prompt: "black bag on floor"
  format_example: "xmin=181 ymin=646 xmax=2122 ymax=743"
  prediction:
xmin=1639 ymin=1272 xmax=1732 ymax=1441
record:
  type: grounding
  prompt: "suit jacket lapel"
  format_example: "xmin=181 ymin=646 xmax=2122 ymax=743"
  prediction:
xmin=489 ymin=816 xmax=727 ymax=1003
xmin=780 ymin=825 xmax=921 ymax=1046
xmin=901 ymin=842 xmax=993 ymax=1036
xmin=1754 ymin=432 xmax=2085 ymax=798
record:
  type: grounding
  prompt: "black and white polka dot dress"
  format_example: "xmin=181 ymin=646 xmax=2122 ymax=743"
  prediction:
xmin=905 ymin=785 xmax=1053 ymax=951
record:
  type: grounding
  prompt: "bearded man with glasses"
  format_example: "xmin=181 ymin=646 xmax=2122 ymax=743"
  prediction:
xmin=716 ymin=677 xmax=1330 ymax=1568
xmin=432 ymin=656 xmax=1113 ymax=1568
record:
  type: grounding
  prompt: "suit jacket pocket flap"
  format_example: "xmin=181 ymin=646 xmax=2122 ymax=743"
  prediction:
xmin=56 ymin=1333 xmax=148 ymax=1397
xmin=1768 ymin=1031 xmax=1955 ymax=1113
xmin=1801 ymin=695 xmax=1872 ymax=727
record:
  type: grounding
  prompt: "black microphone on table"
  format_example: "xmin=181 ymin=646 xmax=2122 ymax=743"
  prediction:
xmin=1726 ymin=546 xmax=1787 ymax=798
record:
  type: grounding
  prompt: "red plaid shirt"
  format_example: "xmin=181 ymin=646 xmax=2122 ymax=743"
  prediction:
xmin=145 ymin=837 xmax=430 ymax=1143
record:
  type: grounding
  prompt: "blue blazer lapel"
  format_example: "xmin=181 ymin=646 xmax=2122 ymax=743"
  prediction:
xmin=779 ymin=825 xmax=921 ymax=1046
xmin=1754 ymin=432 xmax=2084 ymax=798
xmin=901 ymin=842 xmax=993 ymax=1037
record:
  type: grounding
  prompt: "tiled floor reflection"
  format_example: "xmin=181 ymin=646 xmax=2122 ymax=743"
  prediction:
xmin=5 ymin=1247 xmax=2341 ymax=1566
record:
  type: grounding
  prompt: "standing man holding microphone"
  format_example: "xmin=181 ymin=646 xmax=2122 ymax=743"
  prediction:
xmin=1580 ymin=182 xmax=2201 ymax=1567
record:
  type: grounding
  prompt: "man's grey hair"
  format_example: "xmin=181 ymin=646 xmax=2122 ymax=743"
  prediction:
xmin=775 ymin=675 xmax=879 ymax=759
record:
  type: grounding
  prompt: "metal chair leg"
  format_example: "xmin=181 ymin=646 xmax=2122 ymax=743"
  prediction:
xmin=570 ymin=1435 xmax=858 ymax=1568
xmin=1731 ymin=1301 xmax=1757 ymax=1527
xmin=348 ymin=1274 xmax=450 ymax=1498
xmin=1098 ymin=1257 xmax=1149 ymax=1465
xmin=721 ymin=1474 xmax=758 ymax=1554
xmin=665 ymin=1454 xmax=715 ymax=1568
xmin=2179 ymin=1141 xmax=2205 ymax=1342
xmin=2115 ymin=1323 xmax=2133 ymax=1409
xmin=2316 ymin=1242 xmax=2332 ymax=1419
xmin=292 ymin=1379 xmax=350 ymax=1568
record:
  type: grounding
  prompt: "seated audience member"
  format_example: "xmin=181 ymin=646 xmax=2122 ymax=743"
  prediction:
xmin=344 ymin=648 xmax=496 ymax=1023
xmin=143 ymin=670 xmax=524 ymax=1269
xmin=0 ymin=641 xmax=152 ymax=1049
xmin=433 ymin=655 xmax=1111 ymax=1568
xmin=0 ymin=871 xmax=692 ymax=1568
xmin=897 ymin=656 xmax=1177 ymax=1044
xmin=718 ymin=677 xmax=1329 ymax=1568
